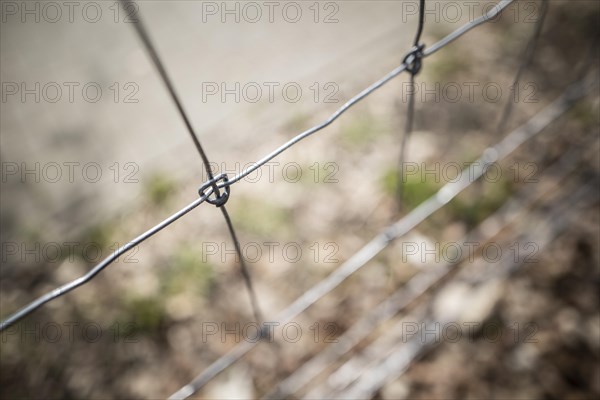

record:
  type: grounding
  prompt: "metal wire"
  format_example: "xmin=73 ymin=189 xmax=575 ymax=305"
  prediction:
xmin=266 ymin=137 xmax=592 ymax=399
xmin=496 ymin=0 xmax=549 ymax=135
xmin=0 ymin=193 xmax=210 ymax=331
xmin=214 ymin=0 xmax=517 ymax=190
xmin=472 ymin=0 xmax=548 ymax=222
xmin=120 ymin=1 xmax=213 ymax=170
xmin=396 ymin=72 xmax=417 ymax=210
xmin=219 ymin=206 xmax=264 ymax=323
xmin=397 ymin=0 xmax=426 ymax=211
xmin=120 ymin=0 xmax=264 ymax=323
xmin=326 ymin=181 xmax=599 ymax=399
xmin=422 ymin=0 xmax=514 ymax=57
xmin=412 ymin=0 xmax=426 ymax=47
xmin=168 ymin=74 xmax=595 ymax=399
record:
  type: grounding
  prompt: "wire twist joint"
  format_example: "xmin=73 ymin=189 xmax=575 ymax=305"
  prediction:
xmin=199 ymin=173 xmax=230 ymax=207
xmin=402 ymin=43 xmax=426 ymax=75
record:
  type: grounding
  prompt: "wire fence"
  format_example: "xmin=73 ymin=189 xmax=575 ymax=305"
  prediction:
xmin=266 ymin=136 xmax=599 ymax=399
xmin=1 ymin=0 xmax=598 ymax=398
xmin=0 ymin=0 xmax=519 ymax=333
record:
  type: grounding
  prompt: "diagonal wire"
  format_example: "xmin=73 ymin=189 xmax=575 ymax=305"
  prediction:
xmin=265 ymin=136 xmax=592 ymax=398
xmin=422 ymin=0 xmax=513 ymax=57
xmin=119 ymin=0 xmax=213 ymax=170
xmin=219 ymin=207 xmax=263 ymax=322
xmin=168 ymin=74 xmax=596 ymax=400
xmin=213 ymin=0 xmax=516 ymax=190
xmin=496 ymin=0 xmax=549 ymax=135
xmin=472 ymin=0 xmax=548 ymax=215
xmin=0 ymin=194 xmax=210 ymax=331
xmin=328 ymin=181 xmax=599 ymax=400
xmin=0 ymin=0 xmax=516 ymax=332
xmin=120 ymin=0 xmax=264 ymax=323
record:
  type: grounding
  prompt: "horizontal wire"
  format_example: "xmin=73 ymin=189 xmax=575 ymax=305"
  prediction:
xmin=0 ymin=192 xmax=212 ymax=332
xmin=168 ymin=73 xmax=595 ymax=400
xmin=214 ymin=0 xmax=516 ymax=189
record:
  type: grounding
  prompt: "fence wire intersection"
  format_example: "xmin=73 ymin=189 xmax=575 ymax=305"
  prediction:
xmin=1 ymin=0 xmax=597 ymax=398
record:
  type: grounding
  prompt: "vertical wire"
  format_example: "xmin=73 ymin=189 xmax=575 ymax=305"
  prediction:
xmin=496 ymin=0 xmax=549 ymax=135
xmin=412 ymin=0 xmax=426 ymax=47
xmin=119 ymin=0 xmax=213 ymax=170
xmin=396 ymin=73 xmax=417 ymax=211
xmin=471 ymin=0 xmax=548 ymax=216
xmin=397 ymin=0 xmax=426 ymax=211
xmin=120 ymin=0 xmax=264 ymax=323
xmin=220 ymin=207 xmax=264 ymax=323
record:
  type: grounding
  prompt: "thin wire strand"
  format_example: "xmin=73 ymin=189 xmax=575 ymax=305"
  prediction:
xmin=496 ymin=0 xmax=549 ymax=135
xmin=168 ymin=76 xmax=595 ymax=400
xmin=121 ymin=0 xmax=264 ymax=323
xmin=119 ymin=0 xmax=213 ymax=170
xmin=220 ymin=206 xmax=264 ymax=323
xmin=397 ymin=66 xmax=418 ymax=210
xmin=412 ymin=0 xmax=426 ymax=47
xmin=472 ymin=0 xmax=547 ymax=214
xmin=397 ymin=0 xmax=425 ymax=211
xmin=0 ymin=194 xmax=210 ymax=331
xmin=422 ymin=0 xmax=514 ymax=57
xmin=328 ymin=182 xmax=599 ymax=400
xmin=214 ymin=0 xmax=516 ymax=190
xmin=266 ymin=137 xmax=590 ymax=398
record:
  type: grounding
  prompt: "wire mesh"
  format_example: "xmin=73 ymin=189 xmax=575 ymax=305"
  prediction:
xmin=1 ymin=0 xmax=598 ymax=398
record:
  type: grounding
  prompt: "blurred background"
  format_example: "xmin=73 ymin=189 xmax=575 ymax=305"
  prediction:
xmin=1 ymin=0 xmax=599 ymax=398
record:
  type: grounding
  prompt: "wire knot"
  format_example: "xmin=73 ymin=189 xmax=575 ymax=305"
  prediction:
xmin=198 ymin=173 xmax=230 ymax=207
xmin=402 ymin=44 xmax=425 ymax=75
